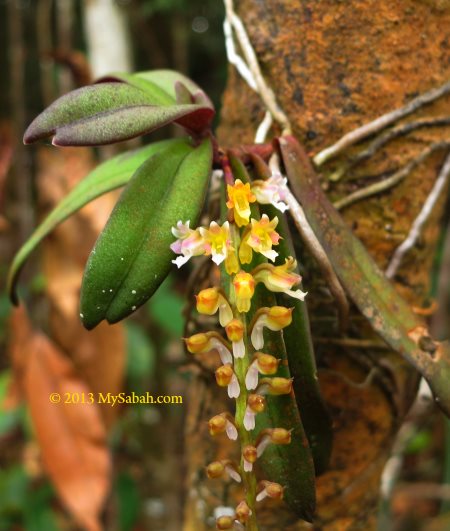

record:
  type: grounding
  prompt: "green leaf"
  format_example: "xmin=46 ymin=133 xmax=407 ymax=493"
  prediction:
xmin=80 ymin=137 xmax=213 ymax=329
xmin=8 ymin=138 xmax=181 ymax=305
xmin=264 ymin=205 xmax=333 ymax=476
xmin=279 ymin=135 xmax=450 ymax=418
xmin=52 ymin=104 xmax=213 ymax=146
xmin=24 ymin=82 xmax=157 ymax=144
xmin=24 ymin=80 xmax=214 ymax=146
xmin=98 ymin=73 xmax=176 ymax=106
xmin=135 ymin=70 xmax=214 ymax=110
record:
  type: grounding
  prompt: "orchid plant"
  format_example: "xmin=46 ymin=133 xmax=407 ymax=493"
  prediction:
xmin=8 ymin=68 xmax=450 ymax=529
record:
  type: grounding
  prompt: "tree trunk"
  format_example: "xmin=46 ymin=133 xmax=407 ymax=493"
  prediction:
xmin=184 ymin=1 xmax=450 ymax=529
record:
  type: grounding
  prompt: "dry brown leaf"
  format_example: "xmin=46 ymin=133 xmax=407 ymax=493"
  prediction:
xmin=19 ymin=312 xmax=110 ymax=531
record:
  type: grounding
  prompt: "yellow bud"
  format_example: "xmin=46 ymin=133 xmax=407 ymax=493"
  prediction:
xmin=267 ymin=306 xmax=293 ymax=328
xmin=208 ymin=414 xmax=227 ymax=436
xmin=264 ymin=481 xmax=284 ymax=500
xmin=256 ymin=352 xmax=279 ymax=375
xmin=247 ymin=394 xmax=266 ymax=413
xmin=243 ymin=445 xmax=258 ymax=464
xmin=266 ymin=377 xmax=293 ymax=395
xmin=215 ymin=364 xmax=234 ymax=387
xmin=270 ymin=428 xmax=292 ymax=445
xmin=196 ymin=287 xmax=220 ymax=315
xmin=184 ymin=333 xmax=209 ymax=354
xmin=236 ymin=501 xmax=251 ymax=523
xmin=216 ymin=515 xmax=235 ymax=530
xmin=206 ymin=461 xmax=225 ymax=479
xmin=225 ymin=319 xmax=244 ymax=342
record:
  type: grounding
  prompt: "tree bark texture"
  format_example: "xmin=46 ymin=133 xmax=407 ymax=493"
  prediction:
xmin=184 ymin=1 xmax=450 ymax=529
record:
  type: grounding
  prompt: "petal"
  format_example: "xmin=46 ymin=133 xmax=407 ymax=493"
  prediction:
xmin=228 ymin=374 xmax=241 ymax=398
xmin=172 ymin=255 xmax=191 ymax=268
xmin=245 ymin=363 xmax=259 ymax=390
xmin=244 ymin=408 xmax=256 ymax=431
xmin=225 ymin=421 xmax=238 ymax=440
xmin=232 ymin=338 xmax=246 ymax=359
xmin=243 ymin=459 xmax=253 ymax=472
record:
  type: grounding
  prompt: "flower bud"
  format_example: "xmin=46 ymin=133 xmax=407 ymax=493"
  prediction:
xmin=196 ymin=287 xmax=220 ymax=315
xmin=256 ymin=480 xmax=284 ymax=502
xmin=216 ymin=516 xmax=235 ymax=530
xmin=184 ymin=332 xmax=233 ymax=365
xmin=208 ymin=414 xmax=227 ymax=436
xmin=225 ymin=319 xmax=244 ymax=342
xmin=258 ymin=377 xmax=293 ymax=395
xmin=225 ymin=319 xmax=246 ymax=359
xmin=184 ymin=333 xmax=209 ymax=354
xmin=255 ymin=428 xmax=292 ymax=457
xmin=233 ymin=271 xmax=255 ymax=313
xmin=207 ymin=461 xmax=225 ymax=479
xmin=215 ymin=364 xmax=234 ymax=387
xmin=255 ymin=353 xmax=279 ymax=375
xmin=248 ymin=394 xmax=266 ymax=413
xmin=235 ymin=501 xmax=252 ymax=523
xmin=243 ymin=445 xmax=258 ymax=464
xmin=250 ymin=306 xmax=293 ymax=349
xmin=195 ymin=287 xmax=233 ymax=326
xmin=208 ymin=413 xmax=238 ymax=440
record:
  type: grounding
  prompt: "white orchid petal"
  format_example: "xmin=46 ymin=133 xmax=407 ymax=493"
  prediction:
xmin=232 ymin=338 xmax=246 ymax=359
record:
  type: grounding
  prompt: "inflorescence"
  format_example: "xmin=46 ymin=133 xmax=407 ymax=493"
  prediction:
xmin=172 ymin=167 xmax=305 ymax=529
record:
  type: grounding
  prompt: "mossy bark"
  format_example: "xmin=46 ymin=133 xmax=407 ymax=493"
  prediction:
xmin=184 ymin=1 xmax=450 ymax=529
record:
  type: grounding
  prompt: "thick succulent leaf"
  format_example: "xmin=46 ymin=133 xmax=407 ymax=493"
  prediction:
xmin=51 ymin=104 xmax=214 ymax=146
xmin=135 ymin=69 xmax=214 ymax=110
xmin=24 ymin=80 xmax=214 ymax=146
xmin=80 ymin=137 xmax=213 ymax=329
xmin=263 ymin=204 xmax=333 ymax=476
xmin=24 ymin=83 xmax=156 ymax=144
xmin=97 ymin=73 xmax=175 ymax=105
xmin=279 ymin=135 xmax=450 ymax=418
xmin=7 ymin=139 xmax=182 ymax=305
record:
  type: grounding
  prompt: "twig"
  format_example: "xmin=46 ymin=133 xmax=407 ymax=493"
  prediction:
xmin=386 ymin=151 xmax=450 ymax=278
xmin=333 ymin=141 xmax=450 ymax=211
xmin=331 ymin=116 xmax=450 ymax=182
xmin=223 ymin=0 xmax=291 ymax=136
xmin=314 ymin=80 xmax=450 ymax=166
